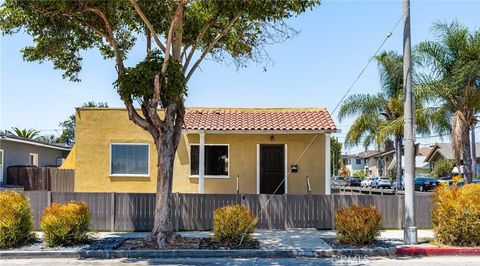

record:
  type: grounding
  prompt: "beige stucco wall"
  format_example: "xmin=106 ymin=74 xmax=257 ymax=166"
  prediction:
xmin=75 ymin=109 xmax=327 ymax=194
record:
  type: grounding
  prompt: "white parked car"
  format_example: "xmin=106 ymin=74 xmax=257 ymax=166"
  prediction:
xmin=361 ymin=176 xmax=373 ymax=187
xmin=371 ymin=177 xmax=392 ymax=189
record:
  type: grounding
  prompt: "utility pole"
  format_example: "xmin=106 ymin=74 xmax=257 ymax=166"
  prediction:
xmin=471 ymin=125 xmax=477 ymax=179
xmin=403 ymin=0 xmax=417 ymax=245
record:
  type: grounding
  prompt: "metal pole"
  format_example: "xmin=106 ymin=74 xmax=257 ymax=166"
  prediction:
xmin=403 ymin=0 xmax=417 ymax=245
xmin=471 ymin=126 xmax=477 ymax=178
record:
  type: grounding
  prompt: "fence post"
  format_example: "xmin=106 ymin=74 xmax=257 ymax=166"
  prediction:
xmin=329 ymin=194 xmax=336 ymax=229
xmin=175 ymin=193 xmax=179 ymax=232
xmin=397 ymin=195 xmax=403 ymax=229
xmin=47 ymin=191 xmax=52 ymax=206
xmin=110 ymin=192 xmax=115 ymax=232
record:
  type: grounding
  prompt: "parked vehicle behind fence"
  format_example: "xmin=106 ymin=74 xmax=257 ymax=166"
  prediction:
xmin=456 ymin=179 xmax=480 ymax=187
xmin=371 ymin=177 xmax=392 ymax=189
xmin=361 ymin=176 xmax=373 ymax=188
xmin=414 ymin=177 xmax=440 ymax=192
xmin=347 ymin=176 xmax=362 ymax=187
xmin=332 ymin=176 xmax=347 ymax=187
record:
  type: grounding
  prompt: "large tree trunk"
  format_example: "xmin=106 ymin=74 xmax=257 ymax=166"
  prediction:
xmin=394 ymin=135 xmax=403 ymax=189
xmin=462 ymin=127 xmax=473 ymax=184
xmin=145 ymin=101 xmax=185 ymax=248
xmin=150 ymin=134 xmax=177 ymax=247
xmin=148 ymin=1 xmax=185 ymax=248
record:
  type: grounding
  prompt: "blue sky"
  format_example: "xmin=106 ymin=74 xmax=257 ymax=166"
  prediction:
xmin=1 ymin=0 xmax=479 ymax=153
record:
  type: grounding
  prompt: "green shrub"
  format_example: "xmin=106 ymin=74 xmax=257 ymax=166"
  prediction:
xmin=431 ymin=159 xmax=454 ymax=178
xmin=41 ymin=201 xmax=91 ymax=247
xmin=213 ymin=205 xmax=256 ymax=246
xmin=0 ymin=191 xmax=35 ymax=249
xmin=352 ymin=171 xmax=366 ymax=180
xmin=431 ymin=184 xmax=480 ymax=246
xmin=335 ymin=205 xmax=382 ymax=246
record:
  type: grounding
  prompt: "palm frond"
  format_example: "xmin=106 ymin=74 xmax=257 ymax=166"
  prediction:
xmin=344 ymin=114 xmax=382 ymax=148
xmin=337 ymin=93 xmax=387 ymax=122
xmin=375 ymin=51 xmax=403 ymax=97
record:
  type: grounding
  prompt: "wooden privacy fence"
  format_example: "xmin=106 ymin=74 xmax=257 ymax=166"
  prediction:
xmin=22 ymin=192 xmax=434 ymax=231
xmin=7 ymin=166 xmax=74 ymax=192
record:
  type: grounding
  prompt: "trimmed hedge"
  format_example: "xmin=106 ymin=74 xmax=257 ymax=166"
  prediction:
xmin=41 ymin=201 xmax=91 ymax=247
xmin=335 ymin=205 xmax=382 ymax=246
xmin=431 ymin=184 xmax=480 ymax=246
xmin=0 ymin=191 xmax=35 ymax=249
xmin=213 ymin=205 xmax=256 ymax=246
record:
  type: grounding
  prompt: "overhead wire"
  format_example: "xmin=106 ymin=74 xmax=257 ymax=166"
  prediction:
xmin=239 ymin=14 xmax=405 ymax=245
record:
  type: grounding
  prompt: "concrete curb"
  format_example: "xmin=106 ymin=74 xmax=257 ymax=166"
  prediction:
xmin=0 ymin=247 xmax=396 ymax=259
xmin=316 ymin=247 xmax=396 ymax=257
xmin=396 ymin=246 xmax=480 ymax=256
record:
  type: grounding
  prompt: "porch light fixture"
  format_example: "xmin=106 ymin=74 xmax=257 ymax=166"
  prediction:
xmin=270 ymin=135 xmax=275 ymax=142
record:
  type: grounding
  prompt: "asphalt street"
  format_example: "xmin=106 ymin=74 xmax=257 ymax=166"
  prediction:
xmin=1 ymin=256 xmax=480 ymax=265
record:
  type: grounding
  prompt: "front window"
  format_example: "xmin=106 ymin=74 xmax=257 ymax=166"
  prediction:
xmin=110 ymin=144 xmax=149 ymax=176
xmin=190 ymin=145 xmax=229 ymax=176
xmin=356 ymin=159 xmax=361 ymax=164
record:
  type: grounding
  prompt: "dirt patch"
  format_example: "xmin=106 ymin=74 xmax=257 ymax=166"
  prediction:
xmin=117 ymin=236 xmax=259 ymax=250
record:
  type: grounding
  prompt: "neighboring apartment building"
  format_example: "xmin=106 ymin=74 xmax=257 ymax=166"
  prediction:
xmin=424 ymin=143 xmax=480 ymax=176
xmin=342 ymin=150 xmax=379 ymax=176
xmin=342 ymin=145 xmax=433 ymax=178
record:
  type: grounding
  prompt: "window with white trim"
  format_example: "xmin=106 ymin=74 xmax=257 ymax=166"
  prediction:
xmin=29 ymin=153 xmax=38 ymax=166
xmin=190 ymin=145 xmax=229 ymax=176
xmin=110 ymin=144 xmax=149 ymax=176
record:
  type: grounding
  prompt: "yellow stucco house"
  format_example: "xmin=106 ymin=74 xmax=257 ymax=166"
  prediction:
xmin=62 ymin=107 xmax=337 ymax=195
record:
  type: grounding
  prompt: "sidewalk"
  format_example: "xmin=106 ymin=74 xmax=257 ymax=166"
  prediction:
xmin=1 ymin=229 xmax=439 ymax=259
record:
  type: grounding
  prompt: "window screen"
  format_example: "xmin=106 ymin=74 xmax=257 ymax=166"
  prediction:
xmin=111 ymin=144 xmax=149 ymax=175
xmin=190 ymin=145 xmax=228 ymax=176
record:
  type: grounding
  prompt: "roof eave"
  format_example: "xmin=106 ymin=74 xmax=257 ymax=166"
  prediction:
xmin=1 ymin=136 xmax=72 ymax=151
xmin=183 ymin=129 xmax=338 ymax=134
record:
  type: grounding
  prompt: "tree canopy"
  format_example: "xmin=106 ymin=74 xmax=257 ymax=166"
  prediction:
xmin=1 ymin=0 xmax=321 ymax=245
xmin=416 ymin=21 xmax=480 ymax=182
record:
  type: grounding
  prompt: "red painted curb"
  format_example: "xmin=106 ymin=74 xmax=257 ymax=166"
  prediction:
xmin=396 ymin=246 xmax=480 ymax=256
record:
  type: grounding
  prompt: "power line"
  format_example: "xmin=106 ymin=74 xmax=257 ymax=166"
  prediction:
xmin=330 ymin=15 xmax=404 ymax=116
xmin=240 ymin=15 xmax=405 ymax=244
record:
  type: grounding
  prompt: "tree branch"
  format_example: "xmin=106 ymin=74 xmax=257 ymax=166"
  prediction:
xmin=183 ymin=18 xmax=216 ymax=73
xmin=146 ymin=28 xmax=152 ymax=54
xmin=85 ymin=7 xmax=150 ymax=131
xmin=185 ymin=12 xmax=243 ymax=83
xmin=151 ymin=10 xmax=176 ymax=109
xmin=129 ymin=0 xmax=167 ymax=53
xmin=147 ymin=3 xmax=183 ymax=131
xmin=85 ymin=7 xmax=124 ymax=74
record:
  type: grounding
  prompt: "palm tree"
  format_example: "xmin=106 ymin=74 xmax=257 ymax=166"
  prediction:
xmin=11 ymin=127 xmax=40 ymax=139
xmin=339 ymin=51 xmax=405 ymax=187
xmin=339 ymin=51 xmax=431 ymax=188
xmin=416 ymin=21 xmax=480 ymax=183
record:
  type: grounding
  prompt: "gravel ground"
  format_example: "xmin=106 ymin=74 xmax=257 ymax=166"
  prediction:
xmin=0 ymin=229 xmax=436 ymax=252
xmin=1 ymin=236 xmax=124 ymax=252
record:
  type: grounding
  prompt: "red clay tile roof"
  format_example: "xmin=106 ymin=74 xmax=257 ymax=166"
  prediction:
xmin=183 ymin=108 xmax=336 ymax=132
